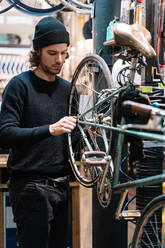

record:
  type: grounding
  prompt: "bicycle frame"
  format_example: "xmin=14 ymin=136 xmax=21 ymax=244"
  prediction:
xmin=77 ymin=84 xmax=165 ymax=195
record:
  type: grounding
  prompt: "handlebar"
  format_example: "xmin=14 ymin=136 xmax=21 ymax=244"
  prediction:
xmin=122 ymin=100 xmax=165 ymax=118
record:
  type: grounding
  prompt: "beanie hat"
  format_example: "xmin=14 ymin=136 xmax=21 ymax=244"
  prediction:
xmin=32 ymin=16 xmax=70 ymax=50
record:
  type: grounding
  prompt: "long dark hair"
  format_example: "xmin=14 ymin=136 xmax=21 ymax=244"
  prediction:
xmin=29 ymin=50 xmax=40 ymax=69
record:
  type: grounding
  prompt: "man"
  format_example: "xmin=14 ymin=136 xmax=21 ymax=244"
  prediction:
xmin=0 ymin=16 xmax=77 ymax=248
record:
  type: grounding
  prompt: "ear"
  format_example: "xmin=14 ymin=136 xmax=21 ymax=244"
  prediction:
xmin=36 ymin=49 xmax=41 ymax=56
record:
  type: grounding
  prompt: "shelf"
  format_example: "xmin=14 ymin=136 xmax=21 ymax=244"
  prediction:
xmin=0 ymin=154 xmax=8 ymax=168
xmin=0 ymin=184 xmax=7 ymax=189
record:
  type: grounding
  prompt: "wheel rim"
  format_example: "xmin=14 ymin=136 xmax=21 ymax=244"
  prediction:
xmin=10 ymin=0 xmax=64 ymax=14
xmin=133 ymin=200 xmax=165 ymax=248
xmin=68 ymin=54 xmax=114 ymax=187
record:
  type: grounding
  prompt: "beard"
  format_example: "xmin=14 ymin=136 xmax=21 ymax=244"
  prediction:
xmin=40 ymin=62 xmax=61 ymax=76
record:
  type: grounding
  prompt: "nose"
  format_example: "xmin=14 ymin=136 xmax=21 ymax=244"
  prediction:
xmin=56 ymin=54 xmax=63 ymax=64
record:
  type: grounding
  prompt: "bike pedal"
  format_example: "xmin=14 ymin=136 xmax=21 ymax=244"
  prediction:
xmin=82 ymin=151 xmax=110 ymax=166
xmin=120 ymin=210 xmax=141 ymax=221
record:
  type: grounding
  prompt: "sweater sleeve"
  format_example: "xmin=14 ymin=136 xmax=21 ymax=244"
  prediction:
xmin=0 ymin=77 xmax=51 ymax=148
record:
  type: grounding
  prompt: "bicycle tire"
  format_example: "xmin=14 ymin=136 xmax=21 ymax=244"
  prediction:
xmin=68 ymin=54 xmax=114 ymax=187
xmin=60 ymin=0 xmax=91 ymax=14
xmin=132 ymin=194 xmax=165 ymax=248
xmin=10 ymin=0 xmax=64 ymax=15
xmin=0 ymin=1 xmax=16 ymax=14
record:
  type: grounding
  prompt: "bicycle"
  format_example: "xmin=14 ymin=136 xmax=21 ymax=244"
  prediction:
xmin=0 ymin=0 xmax=64 ymax=15
xmin=0 ymin=0 xmax=92 ymax=15
xmin=68 ymin=22 xmax=165 ymax=247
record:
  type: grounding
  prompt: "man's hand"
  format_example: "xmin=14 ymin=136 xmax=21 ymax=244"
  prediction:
xmin=49 ymin=116 xmax=77 ymax=136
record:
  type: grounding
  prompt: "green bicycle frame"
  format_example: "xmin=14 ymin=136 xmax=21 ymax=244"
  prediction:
xmin=77 ymin=86 xmax=165 ymax=194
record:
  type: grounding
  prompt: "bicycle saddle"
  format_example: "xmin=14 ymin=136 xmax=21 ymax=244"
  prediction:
xmin=104 ymin=23 xmax=156 ymax=59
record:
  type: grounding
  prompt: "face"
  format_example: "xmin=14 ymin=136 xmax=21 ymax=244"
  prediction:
xmin=37 ymin=43 xmax=68 ymax=76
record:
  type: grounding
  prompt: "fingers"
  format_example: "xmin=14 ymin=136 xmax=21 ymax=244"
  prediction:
xmin=103 ymin=116 xmax=111 ymax=122
xmin=49 ymin=116 xmax=77 ymax=136
xmin=60 ymin=116 xmax=76 ymax=133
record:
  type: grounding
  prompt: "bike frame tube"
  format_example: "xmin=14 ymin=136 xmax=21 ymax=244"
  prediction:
xmin=79 ymin=85 xmax=128 ymax=119
xmin=78 ymin=124 xmax=93 ymax=151
xmin=113 ymin=174 xmax=165 ymax=193
xmin=113 ymin=117 xmax=126 ymax=185
xmin=78 ymin=119 xmax=165 ymax=142
xmin=101 ymin=128 xmax=109 ymax=153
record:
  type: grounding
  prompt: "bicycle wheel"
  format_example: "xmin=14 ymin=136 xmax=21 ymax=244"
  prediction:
xmin=60 ymin=0 xmax=92 ymax=14
xmin=9 ymin=0 xmax=64 ymax=15
xmin=132 ymin=194 xmax=165 ymax=248
xmin=0 ymin=0 xmax=16 ymax=14
xmin=68 ymin=54 xmax=114 ymax=187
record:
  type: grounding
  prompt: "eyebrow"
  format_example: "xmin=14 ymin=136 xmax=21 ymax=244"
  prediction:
xmin=47 ymin=49 xmax=68 ymax=53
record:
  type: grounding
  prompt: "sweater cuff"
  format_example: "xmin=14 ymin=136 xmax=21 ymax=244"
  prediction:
xmin=32 ymin=125 xmax=51 ymax=144
xmin=37 ymin=125 xmax=51 ymax=137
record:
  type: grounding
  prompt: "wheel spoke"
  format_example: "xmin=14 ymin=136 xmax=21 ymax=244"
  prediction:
xmin=68 ymin=54 xmax=114 ymax=187
xmin=8 ymin=0 xmax=64 ymax=15
xmin=132 ymin=195 xmax=165 ymax=248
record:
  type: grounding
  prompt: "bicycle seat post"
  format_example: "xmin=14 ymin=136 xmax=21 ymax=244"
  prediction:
xmin=129 ymin=57 xmax=138 ymax=84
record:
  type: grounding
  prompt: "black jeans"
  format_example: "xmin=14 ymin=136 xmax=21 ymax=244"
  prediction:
xmin=8 ymin=177 xmax=70 ymax=248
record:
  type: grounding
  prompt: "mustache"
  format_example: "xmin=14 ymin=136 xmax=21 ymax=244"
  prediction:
xmin=51 ymin=66 xmax=62 ymax=69
xmin=52 ymin=64 xmax=62 ymax=67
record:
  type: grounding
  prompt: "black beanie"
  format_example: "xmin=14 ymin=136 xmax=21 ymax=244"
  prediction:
xmin=33 ymin=16 xmax=70 ymax=50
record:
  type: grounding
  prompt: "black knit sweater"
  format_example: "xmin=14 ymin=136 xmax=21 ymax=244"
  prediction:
xmin=0 ymin=70 xmax=72 ymax=178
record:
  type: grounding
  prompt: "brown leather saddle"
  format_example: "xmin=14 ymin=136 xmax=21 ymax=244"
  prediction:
xmin=104 ymin=23 xmax=156 ymax=59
